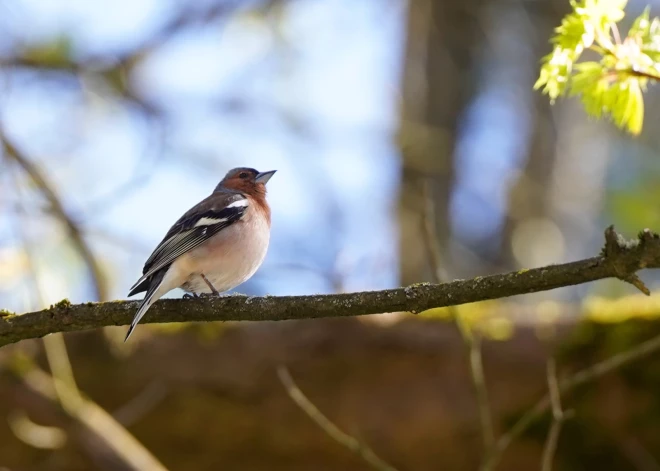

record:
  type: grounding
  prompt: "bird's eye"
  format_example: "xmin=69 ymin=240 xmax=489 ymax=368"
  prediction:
xmin=239 ymin=172 xmax=249 ymax=179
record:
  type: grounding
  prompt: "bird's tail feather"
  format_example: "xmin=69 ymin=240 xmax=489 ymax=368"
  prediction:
xmin=125 ymin=269 xmax=167 ymax=342
xmin=127 ymin=277 xmax=150 ymax=297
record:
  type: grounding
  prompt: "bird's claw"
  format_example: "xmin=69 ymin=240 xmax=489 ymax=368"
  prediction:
xmin=183 ymin=292 xmax=223 ymax=299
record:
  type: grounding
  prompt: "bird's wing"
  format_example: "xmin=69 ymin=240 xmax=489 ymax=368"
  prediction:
xmin=128 ymin=192 xmax=248 ymax=295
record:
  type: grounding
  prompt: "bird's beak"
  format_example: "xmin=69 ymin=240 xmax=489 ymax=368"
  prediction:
xmin=255 ymin=170 xmax=277 ymax=185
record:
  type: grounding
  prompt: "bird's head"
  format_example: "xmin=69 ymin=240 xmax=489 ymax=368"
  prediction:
xmin=216 ymin=167 xmax=277 ymax=196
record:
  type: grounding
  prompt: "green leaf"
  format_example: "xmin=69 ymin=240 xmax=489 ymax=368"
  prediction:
xmin=571 ymin=62 xmax=607 ymax=117
xmin=553 ymin=9 xmax=594 ymax=52
xmin=534 ymin=48 xmax=575 ymax=101
xmin=536 ymin=0 xmax=659 ymax=135
xmin=575 ymin=0 xmax=627 ymax=26
xmin=630 ymin=8 xmax=660 ymax=62
xmin=630 ymin=7 xmax=651 ymax=36
xmin=619 ymin=78 xmax=644 ymax=134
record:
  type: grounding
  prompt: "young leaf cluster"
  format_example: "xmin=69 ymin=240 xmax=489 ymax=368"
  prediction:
xmin=535 ymin=0 xmax=660 ymax=135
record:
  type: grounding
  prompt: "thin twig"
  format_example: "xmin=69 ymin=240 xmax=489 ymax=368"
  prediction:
xmin=588 ymin=39 xmax=660 ymax=83
xmin=482 ymin=331 xmax=660 ymax=470
xmin=6 ymin=143 xmax=164 ymax=470
xmin=421 ymin=180 xmax=447 ymax=283
xmin=7 ymin=409 xmax=67 ymax=450
xmin=618 ymin=437 xmax=660 ymax=471
xmin=276 ymin=366 xmax=399 ymax=471
xmin=42 ymin=334 xmax=83 ymax=410
xmin=11 ymin=357 xmax=169 ymax=471
xmin=629 ymin=67 xmax=660 ymax=82
xmin=469 ymin=334 xmax=494 ymax=451
xmin=9 ymin=160 xmax=83 ymax=407
xmin=113 ymin=381 xmax=169 ymax=427
xmin=541 ymin=358 xmax=571 ymax=471
xmin=422 ymin=179 xmax=495 ymax=454
xmin=1 ymin=132 xmax=108 ymax=301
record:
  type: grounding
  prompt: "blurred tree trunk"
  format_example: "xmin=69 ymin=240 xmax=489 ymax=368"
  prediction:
xmin=398 ymin=0 xmax=485 ymax=284
xmin=498 ymin=2 xmax=569 ymax=270
xmin=499 ymin=94 xmax=558 ymax=269
xmin=397 ymin=0 xmax=573 ymax=278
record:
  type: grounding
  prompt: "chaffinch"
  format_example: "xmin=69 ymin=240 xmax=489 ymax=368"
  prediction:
xmin=125 ymin=167 xmax=276 ymax=341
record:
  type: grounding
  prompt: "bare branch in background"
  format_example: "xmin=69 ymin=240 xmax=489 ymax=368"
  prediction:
xmin=618 ymin=437 xmax=660 ymax=471
xmin=483 ymin=330 xmax=660 ymax=470
xmin=0 ymin=3 xmax=250 ymax=118
xmin=277 ymin=366 xmax=399 ymax=471
xmin=4 ymin=137 xmax=164 ymax=470
xmin=10 ymin=356 xmax=169 ymax=471
xmin=540 ymin=358 xmax=572 ymax=471
xmin=1 ymin=132 xmax=108 ymax=301
xmin=1 ymin=226 xmax=660 ymax=346
xmin=422 ymin=179 xmax=495 ymax=454
xmin=112 ymin=381 xmax=169 ymax=427
xmin=7 ymin=409 xmax=67 ymax=450
xmin=8 ymin=155 xmax=86 ymax=448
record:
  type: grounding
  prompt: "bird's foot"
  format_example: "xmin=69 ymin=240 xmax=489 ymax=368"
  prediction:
xmin=183 ymin=292 xmax=226 ymax=299
xmin=201 ymin=274 xmax=221 ymax=296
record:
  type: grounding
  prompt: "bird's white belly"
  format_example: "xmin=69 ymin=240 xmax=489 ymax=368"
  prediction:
xmin=178 ymin=217 xmax=270 ymax=294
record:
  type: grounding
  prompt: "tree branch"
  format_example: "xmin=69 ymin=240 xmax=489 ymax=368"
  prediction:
xmin=540 ymin=358 xmax=573 ymax=471
xmin=1 ymin=226 xmax=659 ymax=347
xmin=5 ymin=142 xmax=165 ymax=470
xmin=482 ymin=326 xmax=660 ymax=470
xmin=1 ymin=133 xmax=108 ymax=301
xmin=10 ymin=356 xmax=168 ymax=471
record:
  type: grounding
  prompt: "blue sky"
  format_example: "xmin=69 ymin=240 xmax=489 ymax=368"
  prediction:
xmin=0 ymin=0 xmax=404 ymax=309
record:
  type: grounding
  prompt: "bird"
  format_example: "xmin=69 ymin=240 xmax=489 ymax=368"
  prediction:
xmin=125 ymin=167 xmax=276 ymax=341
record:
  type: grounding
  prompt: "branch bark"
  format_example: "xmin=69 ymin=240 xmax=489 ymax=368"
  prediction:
xmin=1 ymin=226 xmax=659 ymax=347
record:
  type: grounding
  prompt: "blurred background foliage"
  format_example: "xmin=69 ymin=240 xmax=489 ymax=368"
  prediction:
xmin=2 ymin=0 xmax=660 ymax=470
